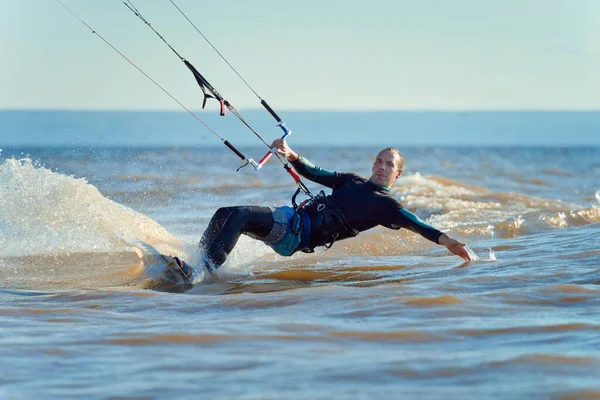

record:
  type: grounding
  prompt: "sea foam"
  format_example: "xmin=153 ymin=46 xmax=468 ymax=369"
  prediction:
xmin=0 ymin=158 xmax=180 ymax=258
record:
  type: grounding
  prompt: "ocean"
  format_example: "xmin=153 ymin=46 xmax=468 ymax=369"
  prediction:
xmin=0 ymin=124 xmax=599 ymax=398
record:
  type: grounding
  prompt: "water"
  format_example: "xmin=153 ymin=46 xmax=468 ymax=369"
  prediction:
xmin=0 ymin=145 xmax=599 ymax=399
xmin=2 ymin=110 xmax=600 ymax=146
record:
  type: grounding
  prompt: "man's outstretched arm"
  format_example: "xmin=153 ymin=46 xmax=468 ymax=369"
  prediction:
xmin=392 ymin=208 xmax=472 ymax=262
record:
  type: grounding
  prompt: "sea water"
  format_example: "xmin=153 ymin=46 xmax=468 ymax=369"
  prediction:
xmin=0 ymin=143 xmax=599 ymax=399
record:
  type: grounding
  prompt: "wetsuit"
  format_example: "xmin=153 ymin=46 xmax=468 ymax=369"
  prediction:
xmin=199 ymin=156 xmax=443 ymax=271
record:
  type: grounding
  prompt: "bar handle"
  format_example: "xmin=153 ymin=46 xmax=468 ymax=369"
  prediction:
xmin=261 ymin=99 xmax=281 ymax=123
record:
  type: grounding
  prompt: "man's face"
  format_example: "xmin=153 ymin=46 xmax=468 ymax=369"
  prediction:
xmin=371 ymin=150 xmax=402 ymax=188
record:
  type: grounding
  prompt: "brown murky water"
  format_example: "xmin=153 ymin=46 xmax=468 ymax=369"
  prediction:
xmin=1 ymin=146 xmax=599 ymax=399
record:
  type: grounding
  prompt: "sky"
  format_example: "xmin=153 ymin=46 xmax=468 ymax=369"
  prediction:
xmin=1 ymin=0 xmax=599 ymax=111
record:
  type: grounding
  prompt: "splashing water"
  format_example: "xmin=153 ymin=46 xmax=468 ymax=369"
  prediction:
xmin=466 ymin=247 xmax=479 ymax=261
xmin=0 ymin=158 xmax=180 ymax=258
xmin=486 ymin=224 xmax=495 ymax=239
xmin=488 ymin=247 xmax=496 ymax=261
xmin=514 ymin=215 xmax=525 ymax=230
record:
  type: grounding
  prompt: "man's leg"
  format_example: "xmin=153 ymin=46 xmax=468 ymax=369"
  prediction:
xmin=200 ymin=206 xmax=273 ymax=270
xmin=199 ymin=206 xmax=236 ymax=251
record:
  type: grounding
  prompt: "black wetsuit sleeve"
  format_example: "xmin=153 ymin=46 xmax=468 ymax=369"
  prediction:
xmin=290 ymin=156 xmax=349 ymax=189
xmin=390 ymin=208 xmax=444 ymax=244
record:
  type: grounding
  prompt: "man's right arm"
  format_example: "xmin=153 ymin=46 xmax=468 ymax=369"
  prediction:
xmin=291 ymin=156 xmax=342 ymax=188
xmin=272 ymin=139 xmax=341 ymax=188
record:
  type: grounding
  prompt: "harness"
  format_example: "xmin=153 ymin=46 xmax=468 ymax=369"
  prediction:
xmin=293 ymin=190 xmax=359 ymax=252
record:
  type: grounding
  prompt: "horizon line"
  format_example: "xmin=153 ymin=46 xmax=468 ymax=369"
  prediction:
xmin=2 ymin=108 xmax=600 ymax=113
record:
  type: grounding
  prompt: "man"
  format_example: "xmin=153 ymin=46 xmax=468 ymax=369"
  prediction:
xmin=169 ymin=140 xmax=471 ymax=282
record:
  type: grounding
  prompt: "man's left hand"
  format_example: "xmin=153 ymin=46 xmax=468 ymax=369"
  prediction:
xmin=438 ymin=234 xmax=472 ymax=262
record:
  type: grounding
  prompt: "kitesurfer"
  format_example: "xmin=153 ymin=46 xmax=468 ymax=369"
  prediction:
xmin=55 ymin=1 xmax=470 ymax=285
xmin=170 ymin=140 xmax=471 ymax=282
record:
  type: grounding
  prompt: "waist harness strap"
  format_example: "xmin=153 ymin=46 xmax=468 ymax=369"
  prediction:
xmin=301 ymin=191 xmax=359 ymax=252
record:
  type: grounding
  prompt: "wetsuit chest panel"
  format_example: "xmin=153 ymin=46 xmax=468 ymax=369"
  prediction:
xmin=329 ymin=176 xmax=400 ymax=232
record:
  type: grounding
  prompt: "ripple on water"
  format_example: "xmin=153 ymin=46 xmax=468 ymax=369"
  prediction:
xmin=404 ymin=294 xmax=463 ymax=306
xmin=453 ymin=323 xmax=599 ymax=337
xmin=553 ymin=390 xmax=600 ymax=400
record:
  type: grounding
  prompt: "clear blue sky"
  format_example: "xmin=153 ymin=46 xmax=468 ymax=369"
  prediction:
xmin=1 ymin=0 xmax=599 ymax=111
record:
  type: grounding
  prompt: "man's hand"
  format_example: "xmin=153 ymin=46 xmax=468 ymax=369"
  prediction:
xmin=271 ymin=139 xmax=299 ymax=162
xmin=438 ymin=234 xmax=472 ymax=262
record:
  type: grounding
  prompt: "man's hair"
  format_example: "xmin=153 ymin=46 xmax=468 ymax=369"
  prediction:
xmin=378 ymin=147 xmax=404 ymax=170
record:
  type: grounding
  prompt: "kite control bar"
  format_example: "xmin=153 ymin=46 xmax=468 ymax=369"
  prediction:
xmin=255 ymin=99 xmax=292 ymax=170
xmin=224 ymin=140 xmax=259 ymax=170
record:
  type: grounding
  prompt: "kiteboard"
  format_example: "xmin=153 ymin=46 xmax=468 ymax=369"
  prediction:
xmin=160 ymin=255 xmax=201 ymax=285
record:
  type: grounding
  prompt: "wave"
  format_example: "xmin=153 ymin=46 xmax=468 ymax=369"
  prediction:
xmin=392 ymin=173 xmax=599 ymax=239
xmin=388 ymin=354 xmax=600 ymax=380
xmin=554 ymin=390 xmax=600 ymax=400
xmin=454 ymin=323 xmax=599 ymax=337
xmin=0 ymin=158 xmax=181 ymax=257
xmin=487 ymin=353 xmax=599 ymax=367
xmin=0 ymin=158 xmax=199 ymax=289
